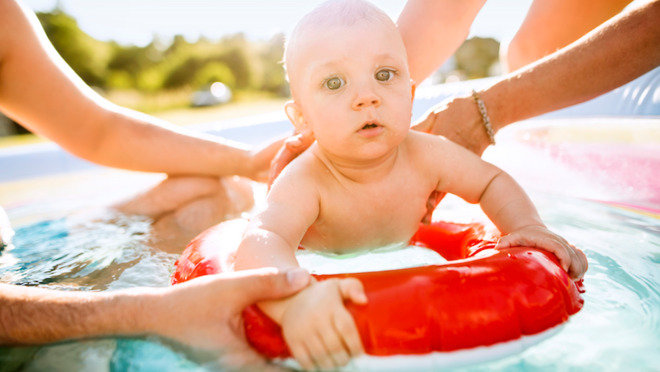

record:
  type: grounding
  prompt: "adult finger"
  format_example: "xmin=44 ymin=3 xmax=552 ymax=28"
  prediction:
xmin=422 ymin=191 xmax=446 ymax=224
xmin=268 ymin=130 xmax=315 ymax=188
xmin=268 ymin=143 xmax=297 ymax=187
xmin=249 ymin=135 xmax=288 ymax=182
xmin=224 ymin=267 xmax=311 ymax=309
xmin=410 ymin=106 xmax=437 ymax=133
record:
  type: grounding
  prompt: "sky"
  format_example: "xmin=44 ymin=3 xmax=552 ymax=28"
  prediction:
xmin=22 ymin=0 xmax=534 ymax=46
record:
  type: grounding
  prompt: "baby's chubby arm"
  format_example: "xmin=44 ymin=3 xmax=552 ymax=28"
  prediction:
xmin=478 ymin=172 xmax=587 ymax=279
xmin=234 ymin=163 xmax=367 ymax=370
xmin=417 ymin=133 xmax=587 ymax=279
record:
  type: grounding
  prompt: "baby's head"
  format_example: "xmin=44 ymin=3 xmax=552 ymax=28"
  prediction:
xmin=283 ymin=0 xmax=415 ymax=161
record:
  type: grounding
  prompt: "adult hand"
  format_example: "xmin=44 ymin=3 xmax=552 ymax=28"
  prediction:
xmin=412 ymin=95 xmax=491 ymax=156
xmin=147 ymin=267 xmax=310 ymax=370
xmin=245 ymin=136 xmax=290 ymax=183
xmin=268 ymin=129 xmax=315 ymax=188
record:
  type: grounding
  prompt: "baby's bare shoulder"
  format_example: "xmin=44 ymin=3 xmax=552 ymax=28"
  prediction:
xmin=407 ymin=130 xmax=452 ymax=145
xmin=273 ymin=147 xmax=332 ymax=188
xmin=404 ymin=131 xmax=454 ymax=159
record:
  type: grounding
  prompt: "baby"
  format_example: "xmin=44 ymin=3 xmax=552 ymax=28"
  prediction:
xmin=234 ymin=0 xmax=587 ymax=370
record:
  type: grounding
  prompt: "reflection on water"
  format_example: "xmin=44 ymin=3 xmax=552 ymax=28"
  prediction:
xmin=454 ymin=195 xmax=660 ymax=372
xmin=0 ymin=190 xmax=659 ymax=371
xmin=0 ymin=212 xmax=176 ymax=291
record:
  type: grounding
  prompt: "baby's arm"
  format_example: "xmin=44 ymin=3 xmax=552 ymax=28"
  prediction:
xmin=423 ymin=134 xmax=587 ymax=279
xmin=476 ymin=171 xmax=587 ymax=279
xmin=234 ymin=166 xmax=366 ymax=370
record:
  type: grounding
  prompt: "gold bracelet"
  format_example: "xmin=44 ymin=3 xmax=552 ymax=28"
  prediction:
xmin=470 ymin=90 xmax=496 ymax=146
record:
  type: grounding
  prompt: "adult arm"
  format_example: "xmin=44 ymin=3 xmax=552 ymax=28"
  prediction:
xmin=502 ymin=0 xmax=632 ymax=72
xmin=397 ymin=0 xmax=487 ymax=84
xmin=0 ymin=0 xmax=276 ymax=181
xmin=0 ymin=268 xmax=309 ymax=367
xmin=414 ymin=0 xmax=660 ymax=155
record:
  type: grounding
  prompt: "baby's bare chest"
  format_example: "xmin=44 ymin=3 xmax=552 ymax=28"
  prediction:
xmin=302 ymin=176 xmax=433 ymax=252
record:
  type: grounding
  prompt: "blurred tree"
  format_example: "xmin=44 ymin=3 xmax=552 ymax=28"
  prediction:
xmin=259 ymin=33 xmax=289 ymax=96
xmin=215 ymin=34 xmax=256 ymax=90
xmin=163 ymin=57 xmax=205 ymax=89
xmin=194 ymin=62 xmax=236 ymax=89
xmin=454 ymin=37 xmax=500 ymax=79
xmin=216 ymin=46 xmax=253 ymax=90
xmin=32 ymin=9 xmax=309 ymax=106
xmin=37 ymin=11 xmax=111 ymax=88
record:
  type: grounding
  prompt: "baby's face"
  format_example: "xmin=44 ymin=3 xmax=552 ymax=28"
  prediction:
xmin=288 ymin=16 xmax=414 ymax=162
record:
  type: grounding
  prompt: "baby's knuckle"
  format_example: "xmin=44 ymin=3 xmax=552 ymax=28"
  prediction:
xmin=336 ymin=318 xmax=355 ymax=335
xmin=333 ymin=351 xmax=351 ymax=366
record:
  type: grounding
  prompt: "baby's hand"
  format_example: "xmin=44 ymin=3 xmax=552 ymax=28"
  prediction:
xmin=496 ymin=225 xmax=588 ymax=280
xmin=280 ymin=278 xmax=367 ymax=370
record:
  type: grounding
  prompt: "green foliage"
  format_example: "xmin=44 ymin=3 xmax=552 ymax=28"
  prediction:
xmin=35 ymin=9 xmax=290 ymax=99
xmin=194 ymin=62 xmax=236 ymax=89
xmin=37 ymin=11 xmax=112 ymax=88
xmin=258 ymin=33 xmax=288 ymax=95
xmin=454 ymin=37 xmax=500 ymax=79
xmin=35 ymin=9 xmax=495 ymax=103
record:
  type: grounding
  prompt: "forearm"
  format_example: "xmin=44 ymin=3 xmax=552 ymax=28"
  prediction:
xmin=398 ymin=0 xmax=486 ymax=83
xmin=234 ymin=227 xmax=300 ymax=272
xmin=0 ymin=1 xmax=253 ymax=179
xmin=86 ymin=105 xmax=252 ymax=177
xmin=479 ymin=172 xmax=544 ymax=234
xmin=0 ymin=284 xmax=155 ymax=345
xmin=484 ymin=0 xmax=660 ymax=130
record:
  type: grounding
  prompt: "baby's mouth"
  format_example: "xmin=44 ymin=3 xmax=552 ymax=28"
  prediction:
xmin=361 ymin=123 xmax=379 ymax=130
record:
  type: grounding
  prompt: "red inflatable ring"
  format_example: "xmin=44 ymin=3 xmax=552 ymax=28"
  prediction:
xmin=172 ymin=219 xmax=584 ymax=366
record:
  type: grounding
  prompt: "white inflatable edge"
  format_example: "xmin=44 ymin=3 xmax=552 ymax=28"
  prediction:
xmin=275 ymin=324 xmax=564 ymax=371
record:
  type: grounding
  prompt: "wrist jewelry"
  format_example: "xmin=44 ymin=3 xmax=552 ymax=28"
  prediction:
xmin=470 ymin=89 xmax=496 ymax=146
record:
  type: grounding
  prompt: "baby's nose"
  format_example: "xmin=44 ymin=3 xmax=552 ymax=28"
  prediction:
xmin=352 ymin=91 xmax=381 ymax=110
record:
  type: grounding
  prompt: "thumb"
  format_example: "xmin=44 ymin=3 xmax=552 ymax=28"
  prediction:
xmin=231 ymin=267 xmax=310 ymax=308
xmin=495 ymin=234 xmax=514 ymax=249
xmin=268 ymin=130 xmax=315 ymax=188
xmin=411 ymin=109 xmax=435 ymax=133
xmin=285 ymin=128 xmax=315 ymax=150
xmin=338 ymin=278 xmax=368 ymax=305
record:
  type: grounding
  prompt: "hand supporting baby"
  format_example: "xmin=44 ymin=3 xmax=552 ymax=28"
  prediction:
xmin=496 ymin=225 xmax=588 ymax=280
xmin=265 ymin=277 xmax=367 ymax=371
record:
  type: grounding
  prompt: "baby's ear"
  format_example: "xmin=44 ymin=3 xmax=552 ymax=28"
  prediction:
xmin=285 ymin=101 xmax=307 ymax=132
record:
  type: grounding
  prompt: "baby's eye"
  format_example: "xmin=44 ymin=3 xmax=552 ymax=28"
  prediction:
xmin=375 ymin=69 xmax=394 ymax=82
xmin=325 ymin=77 xmax=345 ymax=90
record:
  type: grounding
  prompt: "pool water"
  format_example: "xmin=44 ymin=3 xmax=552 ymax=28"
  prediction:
xmin=1 ymin=118 xmax=659 ymax=371
xmin=1 ymin=183 xmax=659 ymax=371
